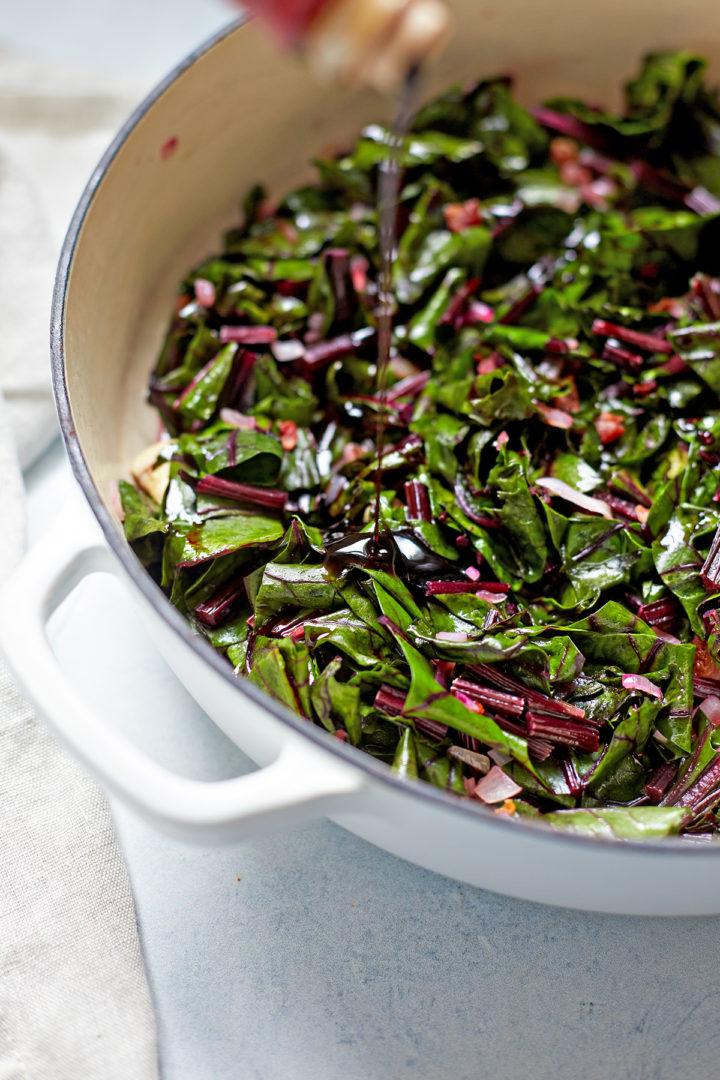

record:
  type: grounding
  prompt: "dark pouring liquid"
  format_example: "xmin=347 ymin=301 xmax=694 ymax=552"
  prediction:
xmin=325 ymin=528 xmax=450 ymax=580
xmin=372 ymin=66 xmax=422 ymax=543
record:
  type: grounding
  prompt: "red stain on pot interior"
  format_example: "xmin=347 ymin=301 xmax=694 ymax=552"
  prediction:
xmin=160 ymin=136 xmax=179 ymax=161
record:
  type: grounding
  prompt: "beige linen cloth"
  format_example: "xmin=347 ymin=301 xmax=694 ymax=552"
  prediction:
xmin=0 ymin=49 xmax=158 ymax=1079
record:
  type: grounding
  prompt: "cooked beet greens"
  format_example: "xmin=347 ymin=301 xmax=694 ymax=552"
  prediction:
xmin=122 ymin=53 xmax=720 ymax=841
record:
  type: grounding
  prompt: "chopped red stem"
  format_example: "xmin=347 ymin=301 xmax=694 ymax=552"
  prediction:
xmin=526 ymin=713 xmax=600 ymax=752
xmin=373 ymin=684 xmax=406 ymax=716
xmin=440 ymin=275 xmax=481 ymax=326
xmin=260 ymin=609 xmax=318 ymax=638
xmin=601 ymin=341 xmax=644 ymax=373
xmin=404 ymin=479 xmax=431 ymax=521
xmin=462 ymin=301 xmax=495 ymax=326
xmin=451 ymin=677 xmax=524 ymax=717
xmin=630 ymin=159 xmax=690 ymax=203
xmin=531 ymin=107 xmax=607 ymax=148
xmin=433 ymin=659 xmax=456 ymax=689
xmin=608 ymin=478 xmax=652 ymax=509
xmin=404 ymin=480 xmax=417 ymax=518
xmin=467 ymin=663 xmax=588 ymax=721
xmin=675 ymin=754 xmax=720 ymax=813
xmin=414 ymin=717 xmax=449 ymax=740
xmin=498 ymin=284 xmax=541 ymax=325
xmin=527 ymin=737 xmax=554 ymax=762
xmin=302 ymin=327 xmax=375 ymax=369
xmin=561 ymin=755 xmax=584 ymax=795
xmin=592 ymin=318 xmax=673 ymax=355
xmin=639 ymin=597 xmax=680 ymax=630
xmin=193 ymin=578 xmax=246 ymax=627
xmin=578 ymin=147 xmax=616 ymax=175
xmin=695 ymin=676 xmax=720 ymax=699
xmin=324 ymin=248 xmax=356 ymax=329
xmin=219 ymin=325 xmax=277 ymax=344
xmin=454 ymin=479 xmax=500 ymax=527
xmin=225 ymin=348 xmax=259 ymax=407
xmin=195 ymin=475 xmax=288 ymax=511
xmin=662 ymin=353 xmax=690 ymax=375
xmin=385 ymin=371 xmax=430 ymax=402
xmin=644 ymin=762 xmax=678 ymax=802
xmin=600 ymin=493 xmax=639 ymax=522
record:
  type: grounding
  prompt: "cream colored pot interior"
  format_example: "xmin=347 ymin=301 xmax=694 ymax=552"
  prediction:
xmin=63 ymin=0 xmax=720 ymax=518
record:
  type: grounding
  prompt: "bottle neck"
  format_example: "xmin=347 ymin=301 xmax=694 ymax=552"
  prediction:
xmin=241 ymin=0 xmax=452 ymax=92
xmin=306 ymin=0 xmax=452 ymax=92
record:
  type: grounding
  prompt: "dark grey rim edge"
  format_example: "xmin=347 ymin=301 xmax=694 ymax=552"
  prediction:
xmin=49 ymin=20 xmax=718 ymax=868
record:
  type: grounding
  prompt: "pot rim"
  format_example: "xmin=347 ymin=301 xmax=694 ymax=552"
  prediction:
xmin=50 ymin=18 xmax=718 ymax=863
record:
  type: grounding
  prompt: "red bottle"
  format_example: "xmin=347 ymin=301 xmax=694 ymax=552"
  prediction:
xmin=239 ymin=0 xmax=452 ymax=90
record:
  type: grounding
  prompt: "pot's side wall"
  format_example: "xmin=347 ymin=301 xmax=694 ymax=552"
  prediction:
xmin=125 ymin=558 xmax=720 ymax=916
xmin=331 ymin=795 xmax=720 ymax=916
xmin=436 ymin=0 xmax=720 ymax=108
xmin=58 ymin=7 xmax=720 ymax=912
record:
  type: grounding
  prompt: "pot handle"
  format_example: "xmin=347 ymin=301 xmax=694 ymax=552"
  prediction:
xmin=0 ymin=506 xmax=366 ymax=841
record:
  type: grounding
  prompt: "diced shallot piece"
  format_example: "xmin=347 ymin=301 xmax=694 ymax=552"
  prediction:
xmin=534 ymin=401 xmax=574 ymax=429
xmin=131 ymin=440 xmax=172 ymax=504
xmin=193 ymin=278 xmax=216 ymax=307
xmin=621 ymin=674 xmax=663 ymax=700
xmin=271 ymin=338 xmax=306 ymax=363
xmin=453 ymin=690 xmax=484 ymax=713
xmin=535 ymin=477 xmax=613 ymax=518
xmin=444 ymin=198 xmax=483 ymax=232
xmin=595 ymin=412 xmax=626 ymax=445
xmin=473 ymin=766 xmax=522 ymax=804
xmin=278 ymin=420 xmax=298 ymax=451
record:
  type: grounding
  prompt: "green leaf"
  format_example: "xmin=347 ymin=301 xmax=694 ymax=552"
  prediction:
xmin=652 ymin=512 xmax=707 ymax=634
xmin=179 ymin=426 xmax=283 ymax=486
xmin=542 ymin=806 xmax=688 ymax=839
xmin=583 ymin=701 xmax=657 ymax=801
xmin=412 ymin=413 xmax=469 ymax=484
xmin=488 ymin=448 xmax=548 ymax=582
xmin=176 ymin=343 xmax=237 ymax=423
xmin=391 ymin=727 xmax=419 ymax=778
xmin=311 ymin=656 xmax=362 ymax=744
xmin=247 ymin=636 xmax=313 ymax=718
xmin=174 ymin=514 xmax=284 ymax=566
xmin=383 ymin=621 xmax=535 ymax=770
xmin=119 ymin=480 xmax=167 ymax=543
xmin=253 ymin=562 xmax=337 ymax=625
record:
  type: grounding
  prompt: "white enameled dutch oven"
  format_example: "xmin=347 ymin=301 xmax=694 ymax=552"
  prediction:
xmin=3 ymin=3 xmax=720 ymax=915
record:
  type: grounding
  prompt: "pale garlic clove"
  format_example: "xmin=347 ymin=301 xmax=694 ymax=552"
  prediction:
xmin=131 ymin=440 xmax=173 ymax=505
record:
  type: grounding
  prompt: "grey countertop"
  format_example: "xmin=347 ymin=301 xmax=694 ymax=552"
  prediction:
xmin=11 ymin=3 xmax=720 ymax=1077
